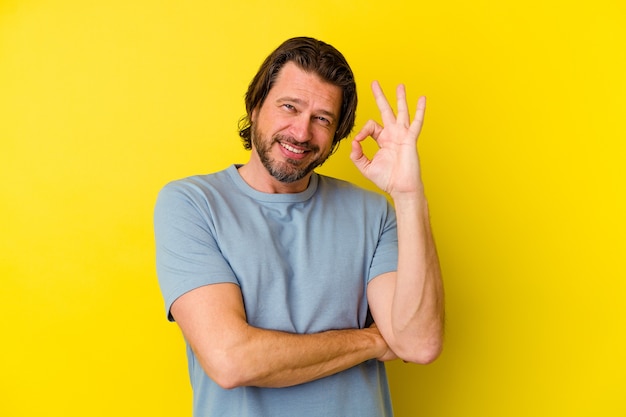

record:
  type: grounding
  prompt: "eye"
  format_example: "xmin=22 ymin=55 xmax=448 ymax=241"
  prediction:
xmin=315 ymin=116 xmax=331 ymax=126
xmin=282 ymin=103 xmax=296 ymax=112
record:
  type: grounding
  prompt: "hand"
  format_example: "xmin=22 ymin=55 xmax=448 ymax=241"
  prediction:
xmin=350 ymin=81 xmax=426 ymax=198
xmin=368 ymin=323 xmax=398 ymax=362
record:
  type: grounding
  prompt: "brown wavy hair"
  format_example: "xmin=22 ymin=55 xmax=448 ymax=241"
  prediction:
xmin=238 ymin=37 xmax=357 ymax=155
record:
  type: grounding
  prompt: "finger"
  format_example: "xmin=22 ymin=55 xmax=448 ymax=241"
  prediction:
xmin=409 ymin=96 xmax=427 ymax=137
xmin=349 ymin=138 xmax=371 ymax=174
xmin=353 ymin=119 xmax=383 ymax=143
xmin=395 ymin=84 xmax=410 ymax=127
xmin=371 ymin=81 xmax=396 ymax=126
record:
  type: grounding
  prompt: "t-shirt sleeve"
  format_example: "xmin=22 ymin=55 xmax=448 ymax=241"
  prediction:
xmin=154 ymin=182 xmax=238 ymax=321
xmin=367 ymin=200 xmax=399 ymax=283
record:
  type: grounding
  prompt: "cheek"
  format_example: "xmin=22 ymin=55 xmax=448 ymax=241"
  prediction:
xmin=314 ymin=128 xmax=336 ymax=150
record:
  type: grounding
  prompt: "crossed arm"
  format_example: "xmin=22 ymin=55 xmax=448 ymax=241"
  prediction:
xmin=169 ymin=82 xmax=444 ymax=389
xmin=170 ymin=282 xmax=392 ymax=389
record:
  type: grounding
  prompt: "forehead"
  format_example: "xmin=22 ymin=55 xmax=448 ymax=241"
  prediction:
xmin=268 ymin=62 xmax=342 ymax=115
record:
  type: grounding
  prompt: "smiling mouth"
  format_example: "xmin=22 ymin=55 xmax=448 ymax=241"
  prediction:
xmin=279 ymin=141 xmax=307 ymax=154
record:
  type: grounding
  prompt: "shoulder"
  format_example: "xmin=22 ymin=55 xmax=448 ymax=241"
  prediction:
xmin=160 ymin=167 xmax=231 ymax=195
xmin=154 ymin=168 xmax=241 ymax=229
xmin=157 ymin=166 xmax=235 ymax=205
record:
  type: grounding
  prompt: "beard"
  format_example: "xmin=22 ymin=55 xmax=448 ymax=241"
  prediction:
xmin=251 ymin=124 xmax=331 ymax=184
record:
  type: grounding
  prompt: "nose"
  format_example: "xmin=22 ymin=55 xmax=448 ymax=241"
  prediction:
xmin=289 ymin=114 xmax=313 ymax=143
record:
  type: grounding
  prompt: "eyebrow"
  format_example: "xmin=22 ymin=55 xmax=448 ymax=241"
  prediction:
xmin=278 ymin=96 xmax=338 ymax=121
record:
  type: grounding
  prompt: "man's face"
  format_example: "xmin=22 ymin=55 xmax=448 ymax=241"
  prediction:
xmin=250 ymin=62 xmax=342 ymax=184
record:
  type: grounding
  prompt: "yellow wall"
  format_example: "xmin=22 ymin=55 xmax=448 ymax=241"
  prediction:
xmin=1 ymin=1 xmax=624 ymax=416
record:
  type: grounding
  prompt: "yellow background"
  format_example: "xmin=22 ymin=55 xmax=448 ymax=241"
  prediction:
xmin=1 ymin=0 xmax=624 ymax=415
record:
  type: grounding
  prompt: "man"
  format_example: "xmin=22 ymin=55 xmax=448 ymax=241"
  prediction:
xmin=155 ymin=37 xmax=444 ymax=416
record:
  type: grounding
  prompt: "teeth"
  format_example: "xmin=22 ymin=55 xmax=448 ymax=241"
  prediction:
xmin=281 ymin=142 xmax=305 ymax=154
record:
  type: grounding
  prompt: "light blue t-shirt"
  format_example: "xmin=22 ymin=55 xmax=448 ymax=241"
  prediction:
xmin=155 ymin=164 xmax=399 ymax=417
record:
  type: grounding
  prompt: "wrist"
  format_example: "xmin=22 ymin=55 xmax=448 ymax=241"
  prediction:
xmin=363 ymin=326 xmax=388 ymax=358
xmin=391 ymin=191 xmax=429 ymax=215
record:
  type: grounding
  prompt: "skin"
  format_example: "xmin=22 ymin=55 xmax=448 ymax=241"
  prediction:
xmin=170 ymin=62 xmax=444 ymax=389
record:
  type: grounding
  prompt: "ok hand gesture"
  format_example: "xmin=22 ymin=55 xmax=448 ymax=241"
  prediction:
xmin=350 ymin=81 xmax=426 ymax=198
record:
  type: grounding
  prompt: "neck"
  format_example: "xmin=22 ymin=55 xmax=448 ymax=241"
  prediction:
xmin=237 ymin=159 xmax=312 ymax=194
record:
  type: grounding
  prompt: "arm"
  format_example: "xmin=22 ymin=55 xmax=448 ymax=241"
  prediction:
xmin=350 ymin=81 xmax=445 ymax=364
xmin=170 ymin=282 xmax=393 ymax=389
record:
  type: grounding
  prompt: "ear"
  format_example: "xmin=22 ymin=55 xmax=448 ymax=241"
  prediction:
xmin=250 ymin=106 xmax=259 ymax=124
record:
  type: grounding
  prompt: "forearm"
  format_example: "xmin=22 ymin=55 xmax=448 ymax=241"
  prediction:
xmin=388 ymin=191 xmax=445 ymax=362
xmin=205 ymin=324 xmax=385 ymax=389
xmin=173 ymin=284 xmax=388 ymax=389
